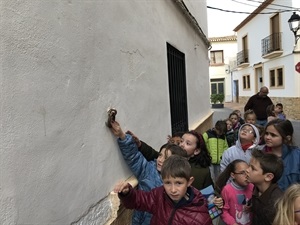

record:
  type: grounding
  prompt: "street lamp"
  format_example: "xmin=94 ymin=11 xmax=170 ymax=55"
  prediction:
xmin=288 ymin=12 xmax=300 ymax=45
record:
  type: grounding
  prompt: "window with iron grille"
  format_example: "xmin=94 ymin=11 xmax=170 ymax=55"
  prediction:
xmin=167 ymin=43 xmax=188 ymax=135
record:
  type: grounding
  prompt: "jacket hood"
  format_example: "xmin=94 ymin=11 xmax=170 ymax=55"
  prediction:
xmin=236 ymin=123 xmax=260 ymax=149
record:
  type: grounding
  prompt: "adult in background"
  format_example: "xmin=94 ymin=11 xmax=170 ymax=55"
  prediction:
xmin=244 ymin=86 xmax=273 ymax=126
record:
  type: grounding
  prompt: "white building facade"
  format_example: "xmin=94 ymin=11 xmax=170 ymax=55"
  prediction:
xmin=1 ymin=1 xmax=212 ymax=224
xmin=233 ymin=0 xmax=300 ymax=119
xmin=209 ymin=35 xmax=237 ymax=103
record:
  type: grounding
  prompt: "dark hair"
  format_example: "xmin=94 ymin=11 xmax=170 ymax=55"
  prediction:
xmin=266 ymin=104 xmax=275 ymax=117
xmin=172 ymin=131 xmax=184 ymax=138
xmin=215 ymin=159 xmax=247 ymax=193
xmin=161 ymin=155 xmax=191 ymax=181
xmin=254 ymin=124 xmax=265 ymax=136
xmin=166 ymin=143 xmax=188 ymax=158
xmin=229 ymin=112 xmax=239 ymax=119
xmin=265 ymin=119 xmax=294 ymax=145
xmin=276 ymin=103 xmax=283 ymax=108
xmin=186 ymin=130 xmax=212 ymax=167
xmin=215 ymin=120 xmax=227 ymax=135
xmin=159 ymin=143 xmax=169 ymax=152
xmin=159 ymin=143 xmax=188 ymax=159
xmin=251 ymin=149 xmax=283 ymax=183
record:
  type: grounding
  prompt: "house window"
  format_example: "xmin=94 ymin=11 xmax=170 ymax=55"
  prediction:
xmin=210 ymin=50 xmax=224 ymax=65
xmin=269 ymin=67 xmax=284 ymax=88
xmin=210 ymin=78 xmax=224 ymax=94
xmin=243 ymin=75 xmax=250 ymax=89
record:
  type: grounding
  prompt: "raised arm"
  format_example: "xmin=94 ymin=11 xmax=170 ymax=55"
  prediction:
xmin=126 ymin=130 xmax=159 ymax=161
xmin=109 ymin=120 xmax=156 ymax=180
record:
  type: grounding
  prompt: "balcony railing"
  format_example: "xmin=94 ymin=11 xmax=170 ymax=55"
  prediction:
xmin=237 ymin=49 xmax=249 ymax=66
xmin=261 ymin=32 xmax=282 ymax=56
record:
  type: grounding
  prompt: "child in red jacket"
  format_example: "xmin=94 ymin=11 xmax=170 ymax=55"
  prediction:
xmin=114 ymin=155 xmax=213 ymax=225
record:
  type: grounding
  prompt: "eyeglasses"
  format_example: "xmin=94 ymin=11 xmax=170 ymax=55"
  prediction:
xmin=233 ymin=171 xmax=247 ymax=176
xmin=241 ymin=128 xmax=254 ymax=134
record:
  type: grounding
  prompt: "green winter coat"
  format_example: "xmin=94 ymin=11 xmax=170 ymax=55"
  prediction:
xmin=203 ymin=129 xmax=228 ymax=164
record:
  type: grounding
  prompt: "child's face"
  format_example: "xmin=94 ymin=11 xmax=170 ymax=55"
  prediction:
xmin=169 ymin=136 xmax=182 ymax=145
xmin=230 ymin=115 xmax=238 ymax=126
xmin=163 ymin=176 xmax=193 ymax=203
xmin=239 ymin=125 xmax=255 ymax=143
xmin=156 ymin=148 xmax=172 ymax=171
xmin=231 ymin=162 xmax=249 ymax=187
xmin=245 ymin=115 xmax=256 ymax=124
xmin=294 ymin=196 xmax=300 ymax=225
xmin=226 ymin=120 xmax=232 ymax=131
xmin=246 ymin=158 xmax=265 ymax=185
xmin=179 ymin=134 xmax=200 ymax=157
xmin=275 ymin=105 xmax=283 ymax=113
xmin=264 ymin=125 xmax=283 ymax=149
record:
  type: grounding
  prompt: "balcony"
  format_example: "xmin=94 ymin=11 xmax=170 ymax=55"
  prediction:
xmin=237 ymin=49 xmax=250 ymax=68
xmin=261 ymin=32 xmax=283 ymax=59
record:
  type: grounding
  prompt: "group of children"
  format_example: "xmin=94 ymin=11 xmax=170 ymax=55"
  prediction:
xmin=108 ymin=106 xmax=300 ymax=225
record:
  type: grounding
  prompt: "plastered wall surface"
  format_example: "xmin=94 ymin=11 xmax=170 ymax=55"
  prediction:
xmin=0 ymin=0 xmax=210 ymax=224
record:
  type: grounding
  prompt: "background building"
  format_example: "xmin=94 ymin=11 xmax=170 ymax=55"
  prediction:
xmin=209 ymin=35 xmax=237 ymax=103
xmin=0 ymin=1 xmax=212 ymax=224
xmin=233 ymin=0 xmax=300 ymax=119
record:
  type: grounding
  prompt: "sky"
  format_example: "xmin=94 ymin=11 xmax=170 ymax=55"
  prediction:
xmin=207 ymin=0 xmax=261 ymax=37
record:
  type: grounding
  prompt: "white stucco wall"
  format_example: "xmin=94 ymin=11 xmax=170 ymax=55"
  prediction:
xmin=235 ymin=0 xmax=300 ymax=98
xmin=209 ymin=40 xmax=237 ymax=102
xmin=0 ymin=0 xmax=210 ymax=224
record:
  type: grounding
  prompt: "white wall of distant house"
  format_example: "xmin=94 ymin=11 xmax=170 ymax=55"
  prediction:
xmin=235 ymin=0 xmax=300 ymax=97
xmin=209 ymin=40 xmax=238 ymax=102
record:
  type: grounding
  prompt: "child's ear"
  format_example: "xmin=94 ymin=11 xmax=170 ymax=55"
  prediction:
xmin=193 ymin=148 xmax=201 ymax=155
xmin=230 ymin=172 xmax=235 ymax=179
xmin=264 ymin=172 xmax=274 ymax=182
xmin=188 ymin=177 xmax=194 ymax=186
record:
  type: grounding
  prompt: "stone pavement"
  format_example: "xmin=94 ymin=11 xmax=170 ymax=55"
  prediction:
xmin=212 ymin=102 xmax=300 ymax=147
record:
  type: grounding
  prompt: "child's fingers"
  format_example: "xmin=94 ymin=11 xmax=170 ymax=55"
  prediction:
xmin=113 ymin=181 xmax=125 ymax=193
xmin=113 ymin=181 xmax=131 ymax=194
xmin=213 ymin=197 xmax=224 ymax=208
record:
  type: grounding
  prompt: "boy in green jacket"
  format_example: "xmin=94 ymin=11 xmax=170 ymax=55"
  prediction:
xmin=203 ymin=120 xmax=228 ymax=181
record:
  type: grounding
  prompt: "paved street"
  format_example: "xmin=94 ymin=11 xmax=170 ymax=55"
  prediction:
xmin=212 ymin=102 xmax=300 ymax=147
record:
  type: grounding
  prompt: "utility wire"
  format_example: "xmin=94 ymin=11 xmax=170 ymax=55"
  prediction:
xmin=207 ymin=6 xmax=297 ymax=14
xmin=232 ymin=0 xmax=286 ymax=11
xmin=244 ymin=0 xmax=300 ymax=10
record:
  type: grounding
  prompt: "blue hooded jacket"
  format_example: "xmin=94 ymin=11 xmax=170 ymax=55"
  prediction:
xmin=275 ymin=144 xmax=300 ymax=191
xmin=117 ymin=134 xmax=163 ymax=225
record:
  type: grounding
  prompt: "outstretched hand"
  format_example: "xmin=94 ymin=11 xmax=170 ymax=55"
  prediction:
xmin=126 ymin=130 xmax=141 ymax=147
xmin=110 ymin=120 xmax=126 ymax=140
xmin=113 ymin=181 xmax=131 ymax=195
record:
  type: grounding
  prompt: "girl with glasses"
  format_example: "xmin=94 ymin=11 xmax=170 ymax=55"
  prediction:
xmin=220 ymin=124 xmax=260 ymax=172
xmin=216 ymin=159 xmax=253 ymax=225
